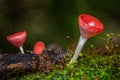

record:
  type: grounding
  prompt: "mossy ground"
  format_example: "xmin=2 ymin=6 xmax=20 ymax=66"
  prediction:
xmin=9 ymin=53 xmax=120 ymax=80
xmin=8 ymin=33 xmax=120 ymax=80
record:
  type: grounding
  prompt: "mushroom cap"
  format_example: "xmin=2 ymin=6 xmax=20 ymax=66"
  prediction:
xmin=7 ymin=31 xmax=26 ymax=47
xmin=34 ymin=41 xmax=45 ymax=55
xmin=78 ymin=14 xmax=104 ymax=38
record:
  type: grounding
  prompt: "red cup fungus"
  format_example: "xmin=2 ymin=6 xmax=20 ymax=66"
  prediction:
xmin=70 ymin=14 xmax=104 ymax=63
xmin=33 ymin=41 xmax=45 ymax=55
xmin=7 ymin=31 xmax=26 ymax=54
xmin=78 ymin=14 xmax=104 ymax=38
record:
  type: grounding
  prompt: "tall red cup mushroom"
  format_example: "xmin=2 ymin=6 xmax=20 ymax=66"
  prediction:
xmin=7 ymin=31 xmax=26 ymax=54
xmin=33 ymin=41 xmax=45 ymax=55
xmin=70 ymin=14 xmax=104 ymax=63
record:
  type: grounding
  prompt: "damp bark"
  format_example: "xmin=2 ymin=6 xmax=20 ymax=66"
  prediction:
xmin=0 ymin=44 xmax=67 ymax=79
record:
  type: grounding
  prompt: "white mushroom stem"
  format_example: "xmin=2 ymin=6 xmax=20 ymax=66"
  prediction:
xmin=19 ymin=46 xmax=24 ymax=54
xmin=70 ymin=35 xmax=87 ymax=63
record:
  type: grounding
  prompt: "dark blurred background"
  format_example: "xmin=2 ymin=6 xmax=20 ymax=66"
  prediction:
xmin=0 ymin=0 xmax=120 ymax=53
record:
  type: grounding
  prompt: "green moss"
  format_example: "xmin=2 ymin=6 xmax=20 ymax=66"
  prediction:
xmin=9 ymin=53 xmax=120 ymax=80
xmin=9 ymin=33 xmax=120 ymax=80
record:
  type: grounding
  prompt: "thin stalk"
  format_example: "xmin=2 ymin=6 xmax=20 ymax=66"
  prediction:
xmin=70 ymin=35 xmax=87 ymax=63
xmin=19 ymin=46 xmax=24 ymax=54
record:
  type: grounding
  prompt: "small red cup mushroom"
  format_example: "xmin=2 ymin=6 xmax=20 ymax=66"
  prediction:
xmin=7 ymin=31 xmax=26 ymax=54
xmin=33 ymin=41 xmax=45 ymax=55
xmin=78 ymin=14 xmax=104 ymax=38
xmin=70 ymin=14 xmax=104 ymax=63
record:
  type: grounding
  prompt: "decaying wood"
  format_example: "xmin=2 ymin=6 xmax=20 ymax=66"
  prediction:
xmin=0 ymin=53 xmax=39 ymax=75
xmin=0 ymin=44 xmax=67 ymax=79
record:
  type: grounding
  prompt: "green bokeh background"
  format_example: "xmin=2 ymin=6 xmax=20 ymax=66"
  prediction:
xmin=0 ymin=0 xmax=120 ymax=53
